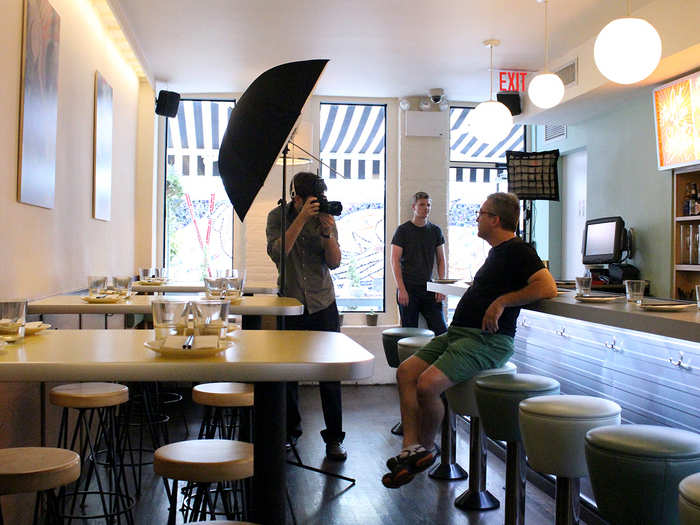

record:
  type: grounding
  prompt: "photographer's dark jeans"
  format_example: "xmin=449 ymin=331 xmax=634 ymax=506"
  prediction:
xmin=398 ymin=288 xmax=447 ymax=336
xmin=283 ymin=301 xmax=345 ymax=444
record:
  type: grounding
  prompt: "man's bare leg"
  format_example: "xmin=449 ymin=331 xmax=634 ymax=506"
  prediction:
xmin=396 ymin=355 xmax=431 ymax=448
xmin=417 ymin=365 xmax=455 ymax=449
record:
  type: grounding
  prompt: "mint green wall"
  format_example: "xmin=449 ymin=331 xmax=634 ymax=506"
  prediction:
xmin=534 ymin=91 xmax=673 ymax=297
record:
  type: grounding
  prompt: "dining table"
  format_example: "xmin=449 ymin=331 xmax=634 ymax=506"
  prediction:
xmin=0 ymin=329 xmax=375 ymax=524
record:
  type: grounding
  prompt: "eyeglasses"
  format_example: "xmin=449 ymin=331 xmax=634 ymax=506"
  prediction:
xmin=476 ymin=210 xmax=498 ymax=219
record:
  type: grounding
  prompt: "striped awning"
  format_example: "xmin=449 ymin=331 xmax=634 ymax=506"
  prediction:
xmin=320 ymin=104 xmax=385 ymax=179
xmin=450 ymin=107 xmax=524 ymax=163
xmin=450 ymin=167 xmax=507 ymax=184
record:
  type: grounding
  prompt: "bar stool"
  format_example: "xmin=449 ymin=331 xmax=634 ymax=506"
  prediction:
xmin=519 ymin=395 xmax=621 ymax=525
xmin=679 ymin=472 xmax=700 ymax=525
xmin=475 ymin=374 xmax=560 ymax=525
xmin=382 ymin=327 xmax=434 ymax=435
xmin=50 ymin=382 xmax=134 ymax=523
xmin=193 ymin=383 xmax=254 ymax=441
xmin=445 ymin=362 xmax=517 ymax=510
xmin=154 ymin=439 xmax=254 ymax=524
xmin=0 ymin=447 xmax=80 ymax=525
xmin=585 ymin=424 xmax=700 ymax=525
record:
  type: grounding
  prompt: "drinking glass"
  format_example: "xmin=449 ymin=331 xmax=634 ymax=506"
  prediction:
xmin=88 ymin=275 xmax=108 ymax=296
xmin=113 ymin=276 xmax=133 ymax=298
xmin=216 ymin=269 xmax=238 ymax=279
xmin=154 ymin=268 xmax=168 ymax=280
xmin=139 ymin=268 xmax=155 ymax=281
xmin=0 ymin=300 xmax=27 ymax=343
xmin=624 ymin=280 xmax=646 ymax=303
xmin=192 ymin=300 xmax=229 ymax=339
xmin=151 ymin=300 xmax=190 ymax=340
xmin=575 ymin=276 xmax=592 ymax=296
xmin=204 ymin=277 xmax=227 ymax=299
xmin=696 ymin=284 xmax=700 ymax=310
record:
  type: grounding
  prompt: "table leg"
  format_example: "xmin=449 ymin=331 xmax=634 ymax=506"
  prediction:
xmin=253 ymin=381 xmax=287 ymax=525
xmin=242 ymin=314 xmax=262 ymax=330
xmin=40 ymin=382 xmax=46 ymax=447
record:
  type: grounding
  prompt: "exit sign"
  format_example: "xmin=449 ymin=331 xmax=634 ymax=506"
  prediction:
xmin=499 ymin=71 xmax=528 ymax=92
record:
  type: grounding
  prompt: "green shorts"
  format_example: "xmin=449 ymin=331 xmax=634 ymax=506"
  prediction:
xmin=413 ymin=326 xmax=514 ymax=383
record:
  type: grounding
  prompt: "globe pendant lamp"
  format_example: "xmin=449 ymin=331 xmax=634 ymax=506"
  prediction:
xmin=471 ymin=39 xmax=513 ymax=144
xmin=594 ymin=0 xmax=661 ymax=85
xmin=528 ymin=0 xmax=565 ymax=109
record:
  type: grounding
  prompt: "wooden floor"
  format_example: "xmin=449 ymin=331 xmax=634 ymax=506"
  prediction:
xmin=122 ymin=384 xmax=574 ymax=525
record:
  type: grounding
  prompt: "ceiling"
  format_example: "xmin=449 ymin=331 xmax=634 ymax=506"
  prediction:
xmin=113 ymin=0 xmax=656 ymax=102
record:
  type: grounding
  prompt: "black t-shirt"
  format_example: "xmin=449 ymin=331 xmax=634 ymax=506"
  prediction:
xmin=391 ymin=221 xmax=445 ymax=289
xmin=451 ymin=237 xmax=544 ymax=337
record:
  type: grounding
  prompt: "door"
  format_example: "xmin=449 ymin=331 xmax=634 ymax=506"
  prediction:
xmin=562 ymin=150 xmax=587 ymax=279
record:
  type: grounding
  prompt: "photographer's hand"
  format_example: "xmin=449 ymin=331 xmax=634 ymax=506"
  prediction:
xmin=299 ymin=196 xmax=320 ymax=222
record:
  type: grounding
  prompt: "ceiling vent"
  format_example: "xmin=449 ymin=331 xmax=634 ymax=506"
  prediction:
xmin=555 ymin=58 xmax=578 ymax=87
xmin=544 ymin=124 xmax=567 ymax=143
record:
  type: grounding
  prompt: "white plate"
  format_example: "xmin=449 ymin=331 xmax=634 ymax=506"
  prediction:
xmin=432 ymin=279 xmax=460 ymax=284
xmin=81 ymin=295 xmax=122 ymax=304
xmin=638 ymin=303 xmax=696 ymax=312
xmin=574 ymin=295 xmax=619 ymax=303
xmin=25 ymin=322 xmax=51 ymax=335
xmin=144 ymin=339 xmax=232 ymax=358
xmin=135 ymin=279 xmax=167 ymax=285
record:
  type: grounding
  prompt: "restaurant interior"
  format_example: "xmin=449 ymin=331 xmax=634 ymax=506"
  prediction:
xmin=1 ymin=0 xmax=700 ymax=523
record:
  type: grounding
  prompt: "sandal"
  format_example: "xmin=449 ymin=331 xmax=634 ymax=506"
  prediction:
xmin=385 ymin=445 xmax=438 ymax=472
xmin=381 ymin=464 xmax=415 ymax=488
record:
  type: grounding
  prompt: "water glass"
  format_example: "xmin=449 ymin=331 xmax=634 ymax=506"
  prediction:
xmin=624 ymin=280 xmax=646 ymax=303
xmin=192 ymin=300 xmax=229 ymax=339
xmin=113 ymin=276 xmax=133 ymax=298
xmin=139 ymin=267 xmax=155 ymax=280
xmin=152 ymin=300 xmax=189 ymax=340
xmin=204 ymin=277 xmax=227 ymax=299
xmin=575 ymin=276 xmax=592 ymax=296
xmin=88 ymin=275 xmax=108 ymax=296
xmin=0 ymin=300 xmax=27 ymax=343
xmin=154 ymin=268 xmax=168 ymax=279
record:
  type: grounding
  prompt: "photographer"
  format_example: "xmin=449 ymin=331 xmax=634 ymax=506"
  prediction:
xmin=265 ymin=171 xmax=347 ymax=461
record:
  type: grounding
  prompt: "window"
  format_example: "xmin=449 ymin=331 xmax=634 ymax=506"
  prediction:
xmin=447 ymin=107 xmax=525 ymax=320
xmin=320 ymin=103 xmax=386 ymax=312
xmin=164 ymin=99 xmax=236 ymax=280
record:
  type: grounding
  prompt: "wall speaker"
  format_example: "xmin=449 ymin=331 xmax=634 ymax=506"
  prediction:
xmin=155 ymin=90 xmax=181 ymax=117
xmin=497 ymin=92 xmax=521 ymax=116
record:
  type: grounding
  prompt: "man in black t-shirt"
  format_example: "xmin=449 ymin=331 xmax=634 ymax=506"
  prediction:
xmin=390 ymin=191 xmax=447 ymax=335
xmin=382 ymin=192 xmax=557 ymax=488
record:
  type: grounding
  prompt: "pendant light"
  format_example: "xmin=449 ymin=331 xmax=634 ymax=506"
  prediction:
xmin=471 ymin=40 xmax=514 ymax=144
xmin=594 ymin=0 xmax=661 ymax=85
xmin=528 ymin=0 xmax=565 ymax=109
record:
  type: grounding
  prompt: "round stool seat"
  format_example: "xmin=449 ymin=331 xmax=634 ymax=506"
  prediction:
xmin=446 ymin=362 xmax=517 ymax=416
xmin=679 ymin=472 xmax=700 ymax=525
xmin=154 ymin=439 xmax=253 ymax=483
xmin=193 ymin=382 xmax=254 ymax=407
xmin=50 ymin=382 xmax=129 ymax=408
xmin=585 ymin=424 xmax=700 ymax=525
xmin=0 ymin=447 xmax=80 ymax=495
xmin=382 ymin=327 xmax=434 ymax=368
xmin=519 ymin=395 xmax=621 ymax=478
xmin=475 ymin=374 xmax=560 ymax=442
xmin=397 ymin=335 xmax=434 ymax=363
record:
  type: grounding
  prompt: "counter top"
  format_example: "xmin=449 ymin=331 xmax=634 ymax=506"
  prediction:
xmin=427 ymin=281 xmax=700 ymax=344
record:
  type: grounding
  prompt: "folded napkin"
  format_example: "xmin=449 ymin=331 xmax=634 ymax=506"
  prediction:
xmin=161 ymin=335 xmax=220 ymax=350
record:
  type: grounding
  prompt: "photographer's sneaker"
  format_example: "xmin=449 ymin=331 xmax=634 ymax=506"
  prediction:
xmin=325 ymin=440 xmax=347 ymax=461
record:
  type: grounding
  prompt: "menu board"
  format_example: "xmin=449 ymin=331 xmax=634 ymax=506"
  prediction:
xmin=653 ymin=70 xmax=700 ymax=170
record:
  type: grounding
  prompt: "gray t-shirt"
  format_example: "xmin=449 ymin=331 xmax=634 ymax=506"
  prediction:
xmin=266 ymin=203 xmax=338 ymax=315
xmin=391 ymin=221 xmax=445 ymax=290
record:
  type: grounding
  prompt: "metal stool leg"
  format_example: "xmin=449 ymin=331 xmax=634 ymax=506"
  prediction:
xmin=454 ymin=416 xmax=500 ymax=510
xmin=429 ymin=396 xmax=467 ymax=481
xmin=504 ymin=441 xmax=526 ymax=525
xmin=555 ymin=477 xmax=580 ymax=525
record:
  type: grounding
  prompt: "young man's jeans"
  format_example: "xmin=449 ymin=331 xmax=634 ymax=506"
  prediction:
xmin=398 ymin=287 xmax=447 ymax=336
xmin=283 ymin=301 xmax=344 ymax=444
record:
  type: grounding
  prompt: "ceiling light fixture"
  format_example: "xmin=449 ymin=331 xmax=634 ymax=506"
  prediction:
xmin=399 ymin=98 xmax=411 ymax=111
xmin=593 ymin=0 xmax=661 ymax=85
xmin=528 ymin=0 xmax=565 ymax=109
xmin=470 ymin=40 xmax=514 ymax=144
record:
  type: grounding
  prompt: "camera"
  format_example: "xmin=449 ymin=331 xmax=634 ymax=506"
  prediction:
xmin=311 ymin=177 xmax=343 ymax=216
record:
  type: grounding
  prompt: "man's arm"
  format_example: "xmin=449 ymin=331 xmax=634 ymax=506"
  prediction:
xmin=434 ymin=243 xmax=447 ymax=302
xmin=319 ymin=214 xmax=341 ymax=269
xmin=481 ymin=268 xmax=557 ymax=333
xmin=390 ymin=244 xmax=409 ymax=306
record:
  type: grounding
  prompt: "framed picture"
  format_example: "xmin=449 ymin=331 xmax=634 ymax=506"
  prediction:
xmin=17 ymin=0 xmax=60 ymax=209
xmin=93 ymin=71 xmax=113 ymax=221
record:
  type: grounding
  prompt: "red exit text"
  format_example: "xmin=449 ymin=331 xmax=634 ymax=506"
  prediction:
xmin=499 ymin=71 xmax=528 ymax=92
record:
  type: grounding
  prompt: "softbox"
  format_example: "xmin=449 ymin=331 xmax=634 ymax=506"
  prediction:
xmin=218 ymin=59 xmax=329 ymax=221
xmin=505 ymin=149 xmax=560 ymax=201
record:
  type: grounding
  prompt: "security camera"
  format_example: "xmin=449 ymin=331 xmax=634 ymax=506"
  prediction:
xmin=429 ymin=88 xmax=445 ymax=104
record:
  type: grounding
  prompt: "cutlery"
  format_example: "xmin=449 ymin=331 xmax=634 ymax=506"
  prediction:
xmin=183 ymin=335 xmax=194 ymax=350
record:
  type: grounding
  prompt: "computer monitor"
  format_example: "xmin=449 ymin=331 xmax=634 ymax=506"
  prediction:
xmin=582 ymin=216 xmax=626 ymax=265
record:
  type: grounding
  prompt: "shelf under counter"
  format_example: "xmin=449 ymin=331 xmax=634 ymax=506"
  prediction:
xmin=676 ymin=265 xmax=700 ymax=272
xmin=675 ymin=216 xmax=700 ymax=221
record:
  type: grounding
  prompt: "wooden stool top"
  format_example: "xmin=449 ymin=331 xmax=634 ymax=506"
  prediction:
xmin=0 ymin=447 xmax=80 ymax=495
xmin=192 ymin=382 xmax=254 ymax=407
xmin=49 ymin=382 xmax=129 ymax=408
xmin=154 ymin=439 xmax=253 ymax=483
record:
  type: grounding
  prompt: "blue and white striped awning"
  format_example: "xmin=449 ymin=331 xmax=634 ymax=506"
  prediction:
xmin=320 ymin=104 xmax=386 ymax=179
xmin=450 ymin=167 xmax=507 ymax=183
xmin=450 ymin=107 xmax=524 ymax=163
